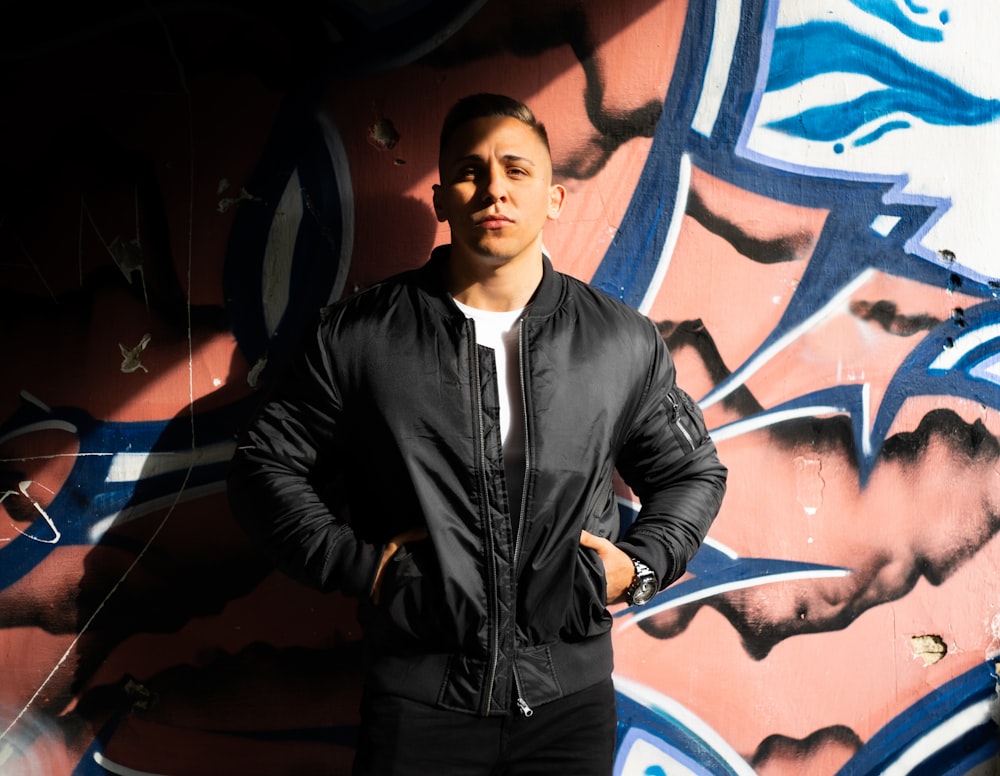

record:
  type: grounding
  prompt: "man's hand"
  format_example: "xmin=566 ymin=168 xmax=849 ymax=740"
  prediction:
xmin=579 ymin=530 xmax=634 ymax=605
xmin=371 ymin=528 xmax=429 ymax=604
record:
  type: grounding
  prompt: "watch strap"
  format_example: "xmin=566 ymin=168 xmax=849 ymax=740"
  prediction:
xmin=625 ymin=556 xmax=658 ymax=605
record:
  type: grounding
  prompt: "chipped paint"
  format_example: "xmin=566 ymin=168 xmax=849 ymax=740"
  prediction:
xmin=368 ymin=117 xmax=400 ymax=150
xmin=793 ymin=455 xmax=824 ymax=516
xmin=119 ymin=333 xmax=151 ymax=374
xmin=911 ymin=635 xmax=948 ymax=667
xmin=217 ymin=187 xmax=260 ymax=213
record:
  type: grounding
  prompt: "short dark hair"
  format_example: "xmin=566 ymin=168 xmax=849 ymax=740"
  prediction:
xmin=439 ymin=93 xmax=551 ymax=157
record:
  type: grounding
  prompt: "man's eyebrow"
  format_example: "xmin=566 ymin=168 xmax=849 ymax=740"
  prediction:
xmin=500 ymin=154 xmax=536 ymax=165
xmin=451 ymin=153 xmax=537 ymax=166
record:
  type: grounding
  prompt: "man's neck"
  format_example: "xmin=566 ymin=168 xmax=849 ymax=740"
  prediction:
xmin=446 ymin=247 xmax=544 ymax=312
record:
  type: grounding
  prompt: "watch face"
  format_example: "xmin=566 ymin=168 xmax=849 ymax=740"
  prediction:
xmin=631 ymin=578 xmax=657 ymax=606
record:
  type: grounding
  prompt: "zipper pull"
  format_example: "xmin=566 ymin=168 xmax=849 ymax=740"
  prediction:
xmin=668 ymin=391 xmax=680 ymax=421
xmin=517 ymin=697 xmax=534 ymax=717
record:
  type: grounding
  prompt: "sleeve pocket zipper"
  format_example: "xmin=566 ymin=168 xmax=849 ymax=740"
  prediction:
xmin=667 ymin=391 xmax=698 ymax=453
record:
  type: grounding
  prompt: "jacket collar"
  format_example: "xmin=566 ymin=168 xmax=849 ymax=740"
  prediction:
xmin=418 ymin=244 xmax=565 ymax=321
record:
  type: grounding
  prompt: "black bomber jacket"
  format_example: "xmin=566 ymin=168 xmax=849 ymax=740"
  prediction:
xmin=228 ymin=246 xmax=727 ymax=717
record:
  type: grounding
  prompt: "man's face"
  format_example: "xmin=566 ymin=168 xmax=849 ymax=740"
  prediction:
xmin=433 ymin=116 xmax=565 ymax=268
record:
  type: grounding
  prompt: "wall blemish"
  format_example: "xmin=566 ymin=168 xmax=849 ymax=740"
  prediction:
xmin=911 ymin=634 xmax=948 ymax=666
xmin=368 ymin=117 xmax=400 ymax=150
xmin=794 ymin=455 xmax=824 ymax=518
xmin=119 ymin=333 xmax=152 ymax=374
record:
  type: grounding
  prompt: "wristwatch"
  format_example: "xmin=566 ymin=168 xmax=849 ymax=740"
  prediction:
xmin=624 ymin=556 xmax=658 ymax=606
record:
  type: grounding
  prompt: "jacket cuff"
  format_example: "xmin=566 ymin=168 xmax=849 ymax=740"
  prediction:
xmin=615 ymin=541 xmax=678 ymax=591
xmin=339 ymin=539 xmax=382 ymax=598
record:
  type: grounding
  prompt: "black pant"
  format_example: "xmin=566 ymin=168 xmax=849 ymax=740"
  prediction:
xmin=352 ymin=678 xmax=617 ymax=775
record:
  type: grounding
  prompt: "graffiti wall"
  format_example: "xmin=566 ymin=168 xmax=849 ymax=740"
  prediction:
xmin=2 ymin=0 xmax=998 ymax=773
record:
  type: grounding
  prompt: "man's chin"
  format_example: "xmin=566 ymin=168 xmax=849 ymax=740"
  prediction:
xmin=455 ymin=242 xmax=519 ymax=265
xmin=460 ymin=238 xmax=540 ymax=266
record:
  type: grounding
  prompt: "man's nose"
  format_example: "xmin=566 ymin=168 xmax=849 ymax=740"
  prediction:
xmin=482 ymin=168 xmax=507 ymax=204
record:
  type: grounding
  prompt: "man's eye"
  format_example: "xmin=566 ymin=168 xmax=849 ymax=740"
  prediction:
xmin=507 ymin=168 xmax=526 ymax=177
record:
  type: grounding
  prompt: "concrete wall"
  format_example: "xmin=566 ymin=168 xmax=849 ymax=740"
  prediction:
xmin=2 ymin=1 xmax=998 ymax=773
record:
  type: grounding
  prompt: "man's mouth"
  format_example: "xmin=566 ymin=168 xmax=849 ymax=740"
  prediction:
xmin=476 ymin=215 xmax=513 ymax=229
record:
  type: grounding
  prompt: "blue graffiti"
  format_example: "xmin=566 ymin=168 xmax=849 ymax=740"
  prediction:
xmin=850 ymin=118 xmax=911 ymax=148
xmin=848 ymin=0 xmax=946 ymax=42
xmin=590 ymin=0 xmax=1000 ymax=772
xmin=702 ymin=302 xmax=1000 ymax=486
xmin=222 ymin=88 xmax=351 ymax=387
xmin=765 ymin=22 xmax=1000 ymax=146
xmin=903 ymin=0 xmax=929 ymax=14
xmin=0 ymin=396 xmax=250 ymax=591
xmin=836 ymin=662 xmax=999 ymax=774
xmin=613 ymin=502 xmax=850 ymax=627
xmin=871 ymin=301 xmax=1000 ymax=460
xmin=612 ymin=662 xmax=997 ymax=776
xmin=614 ymin=679 xmax=756 ymax=775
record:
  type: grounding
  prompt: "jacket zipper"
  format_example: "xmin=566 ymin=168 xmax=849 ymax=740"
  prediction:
xmin=668 ymin=391 xmax=696 ymax=451
xmin=513 ymin=320 xmax=533 ymax=717
xmin=470 ymin=323 xmax=502 ymax=717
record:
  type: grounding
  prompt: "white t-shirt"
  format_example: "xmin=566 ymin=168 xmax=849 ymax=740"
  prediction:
xmin=452 ymin=298 xmax=527 ymax=519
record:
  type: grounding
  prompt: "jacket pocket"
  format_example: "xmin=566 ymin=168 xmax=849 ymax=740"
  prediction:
xmin=360 ymin=539 xmax=455 ymax=652
xmin=559 ymin=545 xmax=612 ymax=640
xmin=666 ymin=387 xmax=709 ymax=454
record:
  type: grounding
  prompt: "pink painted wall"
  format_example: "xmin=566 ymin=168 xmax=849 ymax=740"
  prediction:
xmin=2 ymin=1 xmax=998 ymax=773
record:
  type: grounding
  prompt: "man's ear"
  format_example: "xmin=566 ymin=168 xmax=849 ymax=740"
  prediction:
xmin=432 ymin=184 xmax=446 ymax=222
xmin=547 ymin=183 xmax=567 ymax=220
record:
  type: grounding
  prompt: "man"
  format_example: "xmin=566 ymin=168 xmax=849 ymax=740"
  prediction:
xmin=228 ymin=93 xmax=727 ymax=775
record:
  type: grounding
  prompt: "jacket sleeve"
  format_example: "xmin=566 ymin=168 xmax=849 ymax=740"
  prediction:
xmin=614 ymin=320 xmax=728 ymax=589
xmin=227 ymin=320 xmax=379 ymax=596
